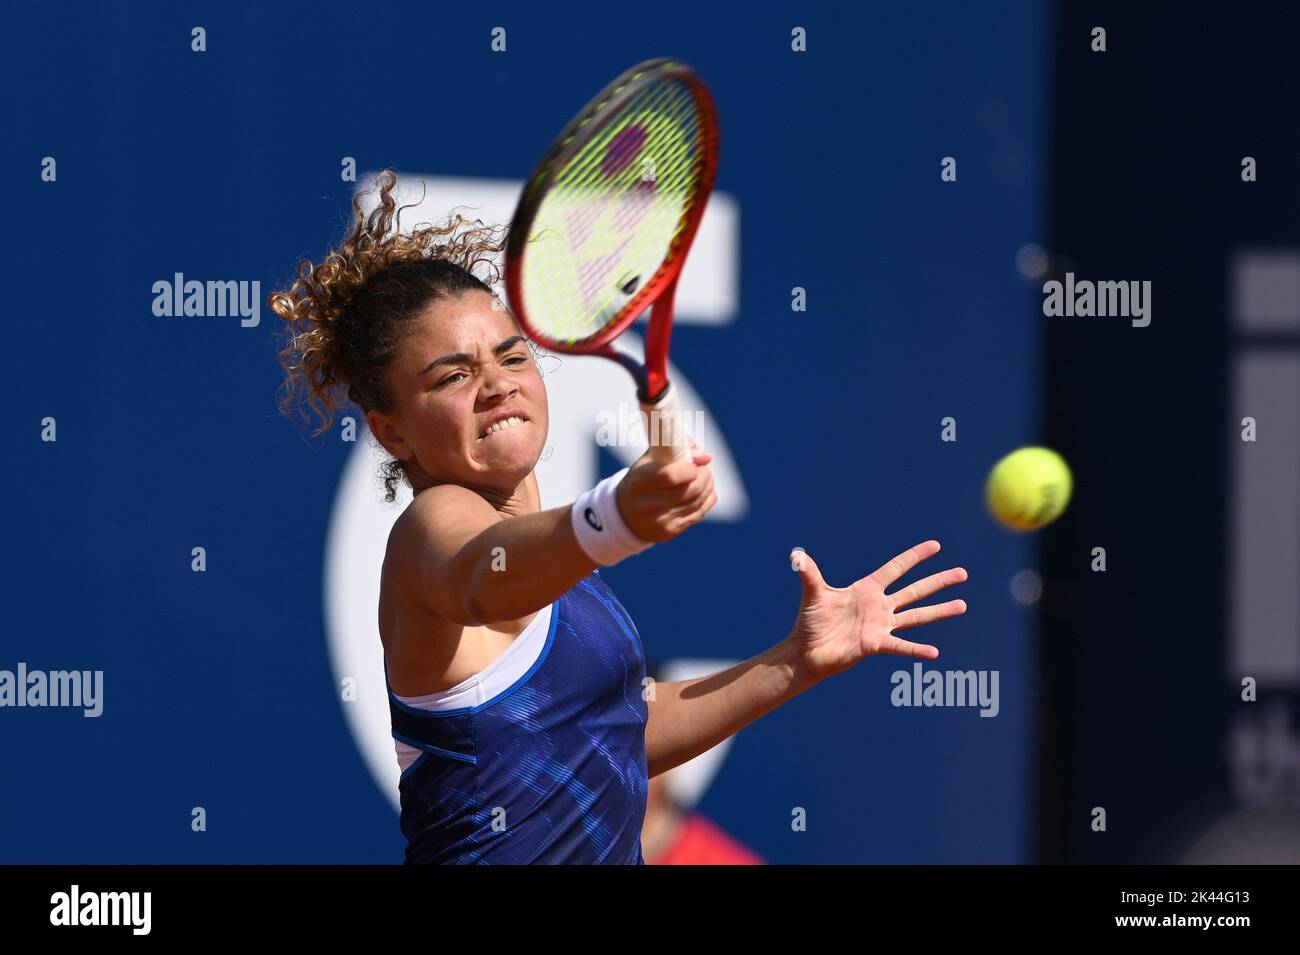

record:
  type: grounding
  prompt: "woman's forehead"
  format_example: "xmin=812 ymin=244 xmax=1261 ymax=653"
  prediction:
xmin=412 ymin=291 xmax=517 ymax=350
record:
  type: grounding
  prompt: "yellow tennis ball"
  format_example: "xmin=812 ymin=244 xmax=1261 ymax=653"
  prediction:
xmin=985 ymin=447 xmax=1073 ymax=531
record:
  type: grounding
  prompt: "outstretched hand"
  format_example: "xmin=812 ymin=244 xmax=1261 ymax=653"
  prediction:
xmin=787 ymin=540 xmax=967 ymax=686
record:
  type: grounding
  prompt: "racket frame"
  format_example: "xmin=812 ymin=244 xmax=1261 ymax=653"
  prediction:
xmin=505 ymin=58 xmax=719 ymax=428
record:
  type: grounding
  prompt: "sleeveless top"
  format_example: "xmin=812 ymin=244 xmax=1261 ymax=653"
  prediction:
xmin=386 ymin=570 xmax=650 ymax=864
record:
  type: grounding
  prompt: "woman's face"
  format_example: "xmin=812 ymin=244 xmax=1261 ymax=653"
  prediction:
xmin=369 ymin=290 xmax=549 ymax=494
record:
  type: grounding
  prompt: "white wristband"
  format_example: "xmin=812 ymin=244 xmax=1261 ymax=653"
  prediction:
xmin=571 ymin=467 xmax=652 ymax=566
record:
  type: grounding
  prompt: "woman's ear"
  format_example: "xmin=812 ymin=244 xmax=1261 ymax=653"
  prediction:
xmin=367 ymin=408 xmax=413 ymax=462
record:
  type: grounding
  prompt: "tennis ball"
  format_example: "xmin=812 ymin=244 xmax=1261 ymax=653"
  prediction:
xmin=985 ymin=447 xmax=1073 ymax=531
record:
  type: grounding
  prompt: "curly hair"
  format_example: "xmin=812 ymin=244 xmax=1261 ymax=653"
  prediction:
xmin=271 ymin=169 xmax=509 ymax=502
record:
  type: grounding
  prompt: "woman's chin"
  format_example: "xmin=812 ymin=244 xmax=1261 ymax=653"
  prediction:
xmin=473 ymin=446 xmax=544 ymax=479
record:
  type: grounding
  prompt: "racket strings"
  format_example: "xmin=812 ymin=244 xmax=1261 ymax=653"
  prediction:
xmin=550 ymin=81 xmax=699 ymax=195
xmin=521 ymin=77 xmax=707 ymax=344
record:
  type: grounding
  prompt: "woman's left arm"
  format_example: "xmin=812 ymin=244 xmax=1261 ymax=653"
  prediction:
xmin=645 ymin=638 xmax=811 ymax=779
xmin=644 ymin=539 xmax=968 ymax=778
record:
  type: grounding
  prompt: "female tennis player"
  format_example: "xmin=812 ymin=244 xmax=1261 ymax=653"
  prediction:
xmin=272 ymin=170 xmax=968 ymax=865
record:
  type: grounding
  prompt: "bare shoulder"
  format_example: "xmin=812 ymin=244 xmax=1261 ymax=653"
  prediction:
xmin=383 ymin=485 xmax=504 ymax=594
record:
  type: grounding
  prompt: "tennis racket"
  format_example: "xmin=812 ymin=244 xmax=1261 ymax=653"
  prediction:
xmin=505 ymin=58 xmax=719 ymax=462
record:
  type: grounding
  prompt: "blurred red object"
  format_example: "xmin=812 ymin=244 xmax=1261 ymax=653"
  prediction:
xmin=648 ymin=812 xmax=764 ymax=865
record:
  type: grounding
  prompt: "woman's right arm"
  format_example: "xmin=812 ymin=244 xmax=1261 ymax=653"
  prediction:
xmin=392 ymin=448 xmax=716 ymax=626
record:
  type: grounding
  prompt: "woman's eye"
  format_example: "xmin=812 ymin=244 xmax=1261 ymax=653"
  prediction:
xmin=505 ymin=355 xmax=528 ymax=366
xmin=438 ymin=372 xmax=467 ymax=387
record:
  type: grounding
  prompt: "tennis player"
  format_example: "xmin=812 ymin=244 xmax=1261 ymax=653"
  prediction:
xmin=272 ymin=171 xmax=969 ymax=864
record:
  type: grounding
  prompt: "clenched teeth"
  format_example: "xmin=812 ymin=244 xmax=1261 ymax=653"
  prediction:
xmin=478 ymin=416 xmax=526 ymax=440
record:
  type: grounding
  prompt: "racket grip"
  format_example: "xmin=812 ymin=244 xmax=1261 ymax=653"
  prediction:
xmin=640 ymin=382 xmax=689 ymax=463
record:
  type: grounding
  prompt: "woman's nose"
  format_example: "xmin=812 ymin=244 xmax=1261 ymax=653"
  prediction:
xmin=479 ymin=365 xmax=518 ymax=400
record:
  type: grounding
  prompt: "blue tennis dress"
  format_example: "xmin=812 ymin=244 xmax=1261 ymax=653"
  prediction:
xmin=386 ymin=570 xmax=650 ymax=864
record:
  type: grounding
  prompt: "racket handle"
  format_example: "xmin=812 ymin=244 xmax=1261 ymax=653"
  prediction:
xmin=640 ymin=382 xmax=689 ymax=463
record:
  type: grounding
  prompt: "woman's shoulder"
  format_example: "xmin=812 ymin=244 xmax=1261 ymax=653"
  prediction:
xmin=388 ymin=484 xmax=500 ymax=549
xmin=382 ymin=484 xmax=504 ymax=595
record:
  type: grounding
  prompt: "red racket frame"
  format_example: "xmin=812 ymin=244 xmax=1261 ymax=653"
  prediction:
xmin=505 ymin=58 xmax=719 ymax=406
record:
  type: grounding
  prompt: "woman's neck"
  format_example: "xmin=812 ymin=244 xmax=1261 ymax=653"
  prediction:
xmin=413 ymin=469 xmax=541 ymax=516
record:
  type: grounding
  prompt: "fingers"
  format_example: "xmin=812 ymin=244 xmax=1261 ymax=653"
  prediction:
xmin=639 ymin=437 xmax=711 ymax=488
xmin=891 ymin=598 xmax=967 ymax=632
xmin=652 ymin=456 xmax=703 ymax=488
xmin=868 ymin=539 xmax=942 ymax=588
xmin=889 ymin=566 xmax=968 ymax=610
xmin=688 ymin=438 xmax=711 ymax=466
xmin=662 ymin=484 xmax=716 ymax=532
xmin=789 ymin=546 xmax=827 ymax=601
xmin=622 ymin=437 xmax=717 ymax=540
xmin=663 ymin=467 xmax=713 ymax=513
xmin=877 ymin=636 xmax=940 ymax=660
xmin=656 ymin=464 xmax=716 ymax=533
xmin=657 ymin=459 xmax=714 ymax=505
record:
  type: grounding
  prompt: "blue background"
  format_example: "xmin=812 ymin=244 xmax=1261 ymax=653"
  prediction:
xmin=2 ymin=1 xmax=1048 ymax=862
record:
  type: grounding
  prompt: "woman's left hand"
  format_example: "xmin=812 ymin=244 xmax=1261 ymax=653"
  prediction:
xmin=786 ymin=540 xmax=967 ymax=687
